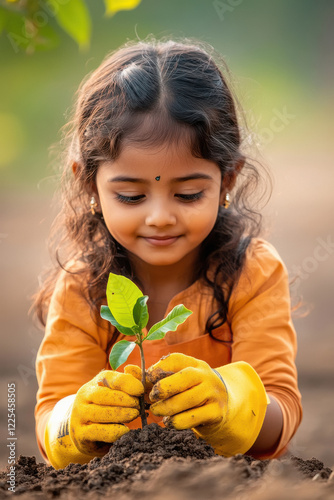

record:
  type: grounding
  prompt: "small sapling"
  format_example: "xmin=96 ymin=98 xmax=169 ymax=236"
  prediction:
xmin=100 ymin=273 xmax=193 ymax=427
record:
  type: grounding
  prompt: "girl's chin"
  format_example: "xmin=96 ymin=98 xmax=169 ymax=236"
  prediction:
xmin=127 ymin=252 xmax=183 ymax=268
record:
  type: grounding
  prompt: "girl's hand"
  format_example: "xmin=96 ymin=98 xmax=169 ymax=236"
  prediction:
xmin=146 ymin=353 xmax=269 ymax=456
xmin=146 ymin=353 xmax=227 ymax=429
xmin=45 ymin=370 xmax=143 ymax=468
xmin=70 ymin=370 xmax=143 ymax=455
xmin=124 ymin=364 xmax=154 ymax=405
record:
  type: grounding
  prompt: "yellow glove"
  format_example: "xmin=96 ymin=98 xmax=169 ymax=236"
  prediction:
xmin=146 ymin=353 xmax=269 ymax=456
xmin=45 ymin=369 xmax=144 ymax=469
xmin=123 ymin=364 xmax=153 ymax=405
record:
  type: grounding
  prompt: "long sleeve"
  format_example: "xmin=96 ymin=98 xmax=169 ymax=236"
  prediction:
xmin=35 ymin=267 xmax=111 ymax=461
xmin=227 ymin=239 xmax=302 ymax=458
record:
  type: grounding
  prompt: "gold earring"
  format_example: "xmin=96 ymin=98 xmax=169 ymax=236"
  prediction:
xmin=90 ymin=196 xmax=98 ymax=215
xmin=223 ymin=193 xmax=230 ymax=209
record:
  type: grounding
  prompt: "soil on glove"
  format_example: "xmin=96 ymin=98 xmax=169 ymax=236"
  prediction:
xmin=1 ymin=424 xmax=333 ymax=500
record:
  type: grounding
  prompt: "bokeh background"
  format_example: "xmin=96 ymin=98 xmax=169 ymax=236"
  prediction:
xmin=1 ymin=0 xmax=333 ymax=469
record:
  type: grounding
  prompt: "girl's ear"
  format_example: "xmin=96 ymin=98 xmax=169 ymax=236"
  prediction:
xmin=71 ymin=160 xmax=100 ymax=205
xmin=219 ymin=159 xmax=245 ymax=205
xmin=71 ymin=160 xmax=81 ymax=176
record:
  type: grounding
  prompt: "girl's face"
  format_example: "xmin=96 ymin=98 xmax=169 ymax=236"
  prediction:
xmin=95 ymin=141 xmax=225 ymax=269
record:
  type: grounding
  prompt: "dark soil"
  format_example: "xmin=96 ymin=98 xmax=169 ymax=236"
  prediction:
xmin=1 ymin=424 xmax=333 ymax=500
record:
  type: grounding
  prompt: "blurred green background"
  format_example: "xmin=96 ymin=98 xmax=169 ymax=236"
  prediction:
xmin=1 ymin=0 xmax=333 ymax=468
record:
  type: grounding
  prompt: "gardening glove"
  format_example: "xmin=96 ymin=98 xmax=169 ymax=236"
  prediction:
xmin=146 ymin=353 xmax=269 ymax=456
xmin=44 ymin=369 xmax=144 ymax=469
xmin=124 ymin=364 xmax=154 ymax=405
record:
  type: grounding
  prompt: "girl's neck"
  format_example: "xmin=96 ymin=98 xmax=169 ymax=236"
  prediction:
xmin=129 ymin=252 xmax=200 ymax=297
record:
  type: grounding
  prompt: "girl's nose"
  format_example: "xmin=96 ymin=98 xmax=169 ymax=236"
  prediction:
xmin=145 ymin=200 xmax=177 ymax=227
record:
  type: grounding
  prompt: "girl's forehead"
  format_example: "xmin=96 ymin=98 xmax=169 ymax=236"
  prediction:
xmin=119 ymin=141 xmax=194 ymax=165
xmin=99 ymin=142 xmax=221 ymax=179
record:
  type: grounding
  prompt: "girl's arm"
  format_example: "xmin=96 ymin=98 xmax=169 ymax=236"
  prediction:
xmin=247 ymin=395 xmax=283 ymax=456
xmin=228 ymin=239 xmax=302 ymax=458
xmin=35 ymin=266 xmax=110 ymax=461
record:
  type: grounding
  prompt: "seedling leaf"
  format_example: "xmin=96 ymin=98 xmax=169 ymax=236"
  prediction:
xmin=133 ymin=295 xmax=149 ymax=330
xmin=146 ymin=305 xmax=193 ymax=340
xmin=100 ymin=305 xmax=136 ymax=335
xmin=109 ymin=340 xmax=136 ymax=370
xmin=51 ymin=0 xmax=91 ymax=49
xmin=104 ymin=0 xmax=143 ymax=17
xmin=106 ymin=273 xmax=143 ymax=327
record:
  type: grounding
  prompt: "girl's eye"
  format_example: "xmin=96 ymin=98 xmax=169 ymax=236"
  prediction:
xmin=176 ymin=192 xmax=204 ymax=202
xmin=115 ymin=194 xmax=145 ymax=204
xmin=115 ymin=192 xmax=203 ymax=204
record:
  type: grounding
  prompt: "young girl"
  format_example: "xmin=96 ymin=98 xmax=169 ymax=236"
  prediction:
xmin=34 ymin=39 xmax=302 ymax=470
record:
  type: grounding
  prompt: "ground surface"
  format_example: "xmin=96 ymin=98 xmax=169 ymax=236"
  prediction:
xmin=0 ymin=425 xmax=334 ymax=499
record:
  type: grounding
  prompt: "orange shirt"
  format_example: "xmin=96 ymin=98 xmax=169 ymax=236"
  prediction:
xmin=35 ymin=239 xmax=302 ymax=461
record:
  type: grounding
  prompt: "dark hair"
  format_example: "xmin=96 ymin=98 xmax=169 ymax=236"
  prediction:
xmin=33 ymin=38 xmax=270 ymax=346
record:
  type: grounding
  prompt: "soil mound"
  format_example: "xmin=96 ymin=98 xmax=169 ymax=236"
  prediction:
xmin=1 ymin=424 xmax=333 ymax=499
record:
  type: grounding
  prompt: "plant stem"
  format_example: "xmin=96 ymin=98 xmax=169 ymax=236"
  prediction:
xmin=138 ymin=341 xmax=147 ymax=427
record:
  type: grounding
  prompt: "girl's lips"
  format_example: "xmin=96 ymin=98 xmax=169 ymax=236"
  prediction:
xmin=143 ymin=236 xmax=180 ymax=246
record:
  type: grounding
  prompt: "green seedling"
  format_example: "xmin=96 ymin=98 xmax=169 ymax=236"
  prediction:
xmin=100 ymin=273 xmax=193 ymax=427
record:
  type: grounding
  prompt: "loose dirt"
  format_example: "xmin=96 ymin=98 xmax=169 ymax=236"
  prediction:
xmin=1 ymin=424 xmax=333 ymax=500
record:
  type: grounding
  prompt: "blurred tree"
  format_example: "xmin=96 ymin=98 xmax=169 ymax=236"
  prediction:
xmin=0 ymin=0 xmax=142 ymax=54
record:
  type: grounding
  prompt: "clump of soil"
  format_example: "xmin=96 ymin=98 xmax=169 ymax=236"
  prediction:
xmin=1 ymin=424 xmax=333 ymax=500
